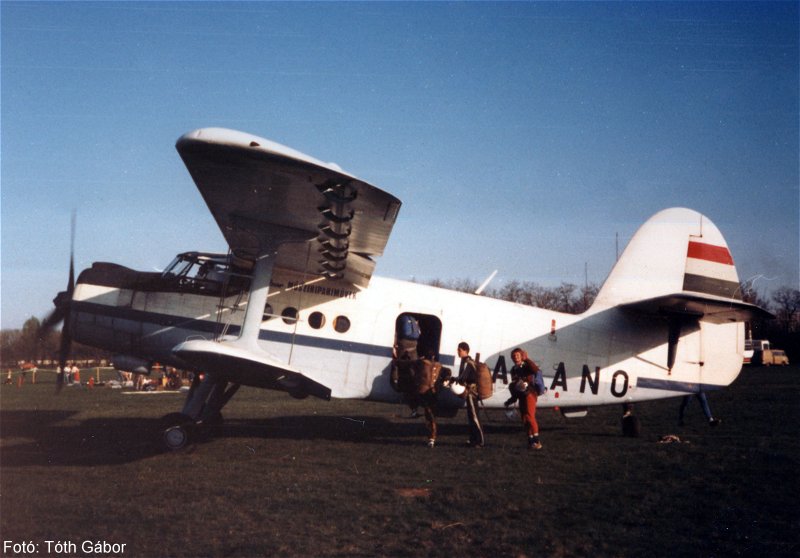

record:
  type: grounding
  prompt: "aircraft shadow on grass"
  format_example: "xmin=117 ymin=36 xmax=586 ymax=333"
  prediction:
xmin=1 ymin=409 xmax=562 ymax=467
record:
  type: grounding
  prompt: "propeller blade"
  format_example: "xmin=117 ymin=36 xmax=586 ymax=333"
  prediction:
xmin=68 ymin=210 xmax=75 ymax=293
xmin=55 ymin=210 xmax=77 ymax=394
xmin=40 ymin=305 xmax=66 ymax=333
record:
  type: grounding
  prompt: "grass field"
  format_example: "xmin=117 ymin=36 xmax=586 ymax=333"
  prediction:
xmin=1 ymin=365 xmax=798 ymax=557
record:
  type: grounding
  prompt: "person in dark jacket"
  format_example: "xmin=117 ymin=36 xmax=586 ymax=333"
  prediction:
xmin=457 ymin=342 xmax=484 ymax=448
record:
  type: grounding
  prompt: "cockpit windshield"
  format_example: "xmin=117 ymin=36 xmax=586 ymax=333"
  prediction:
xmin=161 ymin=252 xmax=251 ymax=295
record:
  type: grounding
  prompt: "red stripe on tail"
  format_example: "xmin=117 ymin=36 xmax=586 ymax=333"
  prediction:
xmin=687 ymin=241 xmax=734 ymax=265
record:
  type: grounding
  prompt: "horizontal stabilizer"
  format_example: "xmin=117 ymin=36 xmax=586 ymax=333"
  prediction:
xmin=172 ymin=340 xmax=331 ymax=400
xmin=621 ymin=293 xmax=774 ymax=324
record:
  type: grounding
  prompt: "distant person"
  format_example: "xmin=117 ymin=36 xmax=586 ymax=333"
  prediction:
xmin=71 ymin=364 xmax=80 ymax=384
xmin=457 ymin=342 xmax=484 ymax=448
xmin=679 ymin=392 xmax=720 ymax=427
xmin=509 ymin=348 xmax=543 ymax=450
xmin=5 ymin=369 xmax=12 ymax=384
xmin=31 ymin=365 xmax=38 ymax=384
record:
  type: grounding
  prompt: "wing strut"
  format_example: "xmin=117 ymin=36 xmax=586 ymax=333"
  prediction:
xmin=227 ymin=221 xmax=316 ymax=348
xmin=237 ymin=254 xmax=274 ymax=347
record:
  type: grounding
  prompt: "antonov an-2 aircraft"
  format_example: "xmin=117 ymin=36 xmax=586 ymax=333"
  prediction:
xmin=42 ymin=127 xmax=770 ymax=450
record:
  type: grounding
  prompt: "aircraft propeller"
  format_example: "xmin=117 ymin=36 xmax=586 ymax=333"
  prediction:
xmin=39 ymin=212 xmax=76 ymax=392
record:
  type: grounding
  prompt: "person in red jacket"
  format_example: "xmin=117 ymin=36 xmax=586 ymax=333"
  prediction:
xmin=510 ymin=348 xmax=543 ymax=450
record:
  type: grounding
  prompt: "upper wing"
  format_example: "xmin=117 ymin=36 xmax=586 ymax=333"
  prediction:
xmin=176 ymin=128 xmax=402 ymax=287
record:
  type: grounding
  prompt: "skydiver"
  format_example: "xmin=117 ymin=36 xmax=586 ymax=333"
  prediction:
xmin=509 ymin=348 xmax=543 ymax=450
xmin=457 ymin=342 xmax=484 ymax=448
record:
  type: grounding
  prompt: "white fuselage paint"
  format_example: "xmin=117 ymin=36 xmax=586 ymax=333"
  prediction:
xmin=72 ymin=268 xmax=745 ymax=409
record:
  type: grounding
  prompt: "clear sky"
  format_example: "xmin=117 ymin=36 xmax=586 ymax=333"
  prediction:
xmin=2 ymin=1 xmax=798 ymax=330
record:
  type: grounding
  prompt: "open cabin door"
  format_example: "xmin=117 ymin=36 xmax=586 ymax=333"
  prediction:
xmin=394 ymin=312 xmax=443 ymax=362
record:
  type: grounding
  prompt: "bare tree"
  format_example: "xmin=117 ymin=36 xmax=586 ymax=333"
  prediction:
xmin=771 ymin=286 xmax=800 ymax=332
xmin=575 ymin=283 xmax=600 ymax=314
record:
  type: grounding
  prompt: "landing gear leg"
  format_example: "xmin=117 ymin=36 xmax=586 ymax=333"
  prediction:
xmin=160 ymin=373 xmax=241 ymax=451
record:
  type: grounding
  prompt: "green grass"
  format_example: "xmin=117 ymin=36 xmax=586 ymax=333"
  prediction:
xmin=2 ymin=366 xmax=798 ymax=557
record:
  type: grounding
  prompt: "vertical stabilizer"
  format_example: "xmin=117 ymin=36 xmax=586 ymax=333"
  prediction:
xmin=592 ymin=208 xmax=742 ymax=311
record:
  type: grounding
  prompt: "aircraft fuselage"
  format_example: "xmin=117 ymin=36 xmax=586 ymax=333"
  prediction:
xmin=70 ymin=254 xmax=746 ymax=410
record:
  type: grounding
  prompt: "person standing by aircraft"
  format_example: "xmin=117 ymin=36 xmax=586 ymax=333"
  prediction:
xmin=415 ymin=353 xmax=446 ymax=448
xmin=510 ymin=348 xmax=543 ymax=450
xmin=679 ymin=392 xmax=721 ymax=427
xmin=457 ymin=342 xmax=484 ymax=448
xmin=393 ymin=314 xmax=422 ymax=417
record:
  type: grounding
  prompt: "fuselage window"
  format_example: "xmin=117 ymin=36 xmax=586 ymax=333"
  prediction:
xmin=281 ymin=307 xmax=299 ymax=325
xmin=333 ymin=315 xmax=351 ymax=333
xmin=263 ymin=303 xmax=274 ymax=321
xmin=308 ymin=311 xmax=326 ymax=329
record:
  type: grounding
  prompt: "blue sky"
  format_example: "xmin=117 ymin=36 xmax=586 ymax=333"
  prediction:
xmin=2 ymin=1 xmax=798 ymax=330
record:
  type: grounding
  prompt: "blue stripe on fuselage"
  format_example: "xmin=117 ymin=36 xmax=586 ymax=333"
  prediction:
xmin=637 ymin=377 xmax=721 ymax=393
xmin=72 ymin=300 xmax=457 ymax=366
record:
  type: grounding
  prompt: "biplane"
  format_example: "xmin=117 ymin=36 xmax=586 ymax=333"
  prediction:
xmin=42 ymin=127 xmax=771 ymax=449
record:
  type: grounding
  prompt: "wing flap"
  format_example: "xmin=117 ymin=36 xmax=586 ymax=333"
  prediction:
xmin=173 ymin=339 xmax=331 ymax=400
xmin=176 ymin=128 xmax=401 ymax=287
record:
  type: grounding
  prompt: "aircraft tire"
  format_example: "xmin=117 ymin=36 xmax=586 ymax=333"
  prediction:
xmin=160 ymin=412 xmax=196 ymax=451
xmin=163 ymin=424 xmax=192 ymax=451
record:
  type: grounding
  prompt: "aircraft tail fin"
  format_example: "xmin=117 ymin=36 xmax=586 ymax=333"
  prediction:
xmin=592 ymin=208 xmax=770 ymax=322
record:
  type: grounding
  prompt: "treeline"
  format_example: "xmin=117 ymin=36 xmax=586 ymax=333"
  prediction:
xmin=425 ymin=278 xmax=600 ymax=314
xmin=741 ymin=283 xmax=800 ymax=361
xmin=2 ymin=282 xmax=797 ymax=364
xmin=0 ymin=317 xmax=109 ymax=367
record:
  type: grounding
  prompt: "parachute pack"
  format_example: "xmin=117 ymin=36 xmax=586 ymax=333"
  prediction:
xmin=532 ymin=368 xmax=547 ymax=396
xmin=391 ymin=358 xmax=447 ymax=396
xmin=475 ymin=360 xmax=493 ymax=400
xmin=398 ymin=314 xmax=421 ymax=340
xmin=414 ymin=358 xmax=442 ymax=394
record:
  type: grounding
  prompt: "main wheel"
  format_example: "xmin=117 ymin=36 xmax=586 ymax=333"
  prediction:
xmin=163 ymin=424 xmax=191 ymax=451
xmin=160 ymin=412 xmax=195 ymax=451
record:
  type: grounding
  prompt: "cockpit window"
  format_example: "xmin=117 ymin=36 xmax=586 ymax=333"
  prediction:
xmin=162 ymin=256 xmax=194 ymax=278
xmin=160 ymin=252 xmax=251 ymax=296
